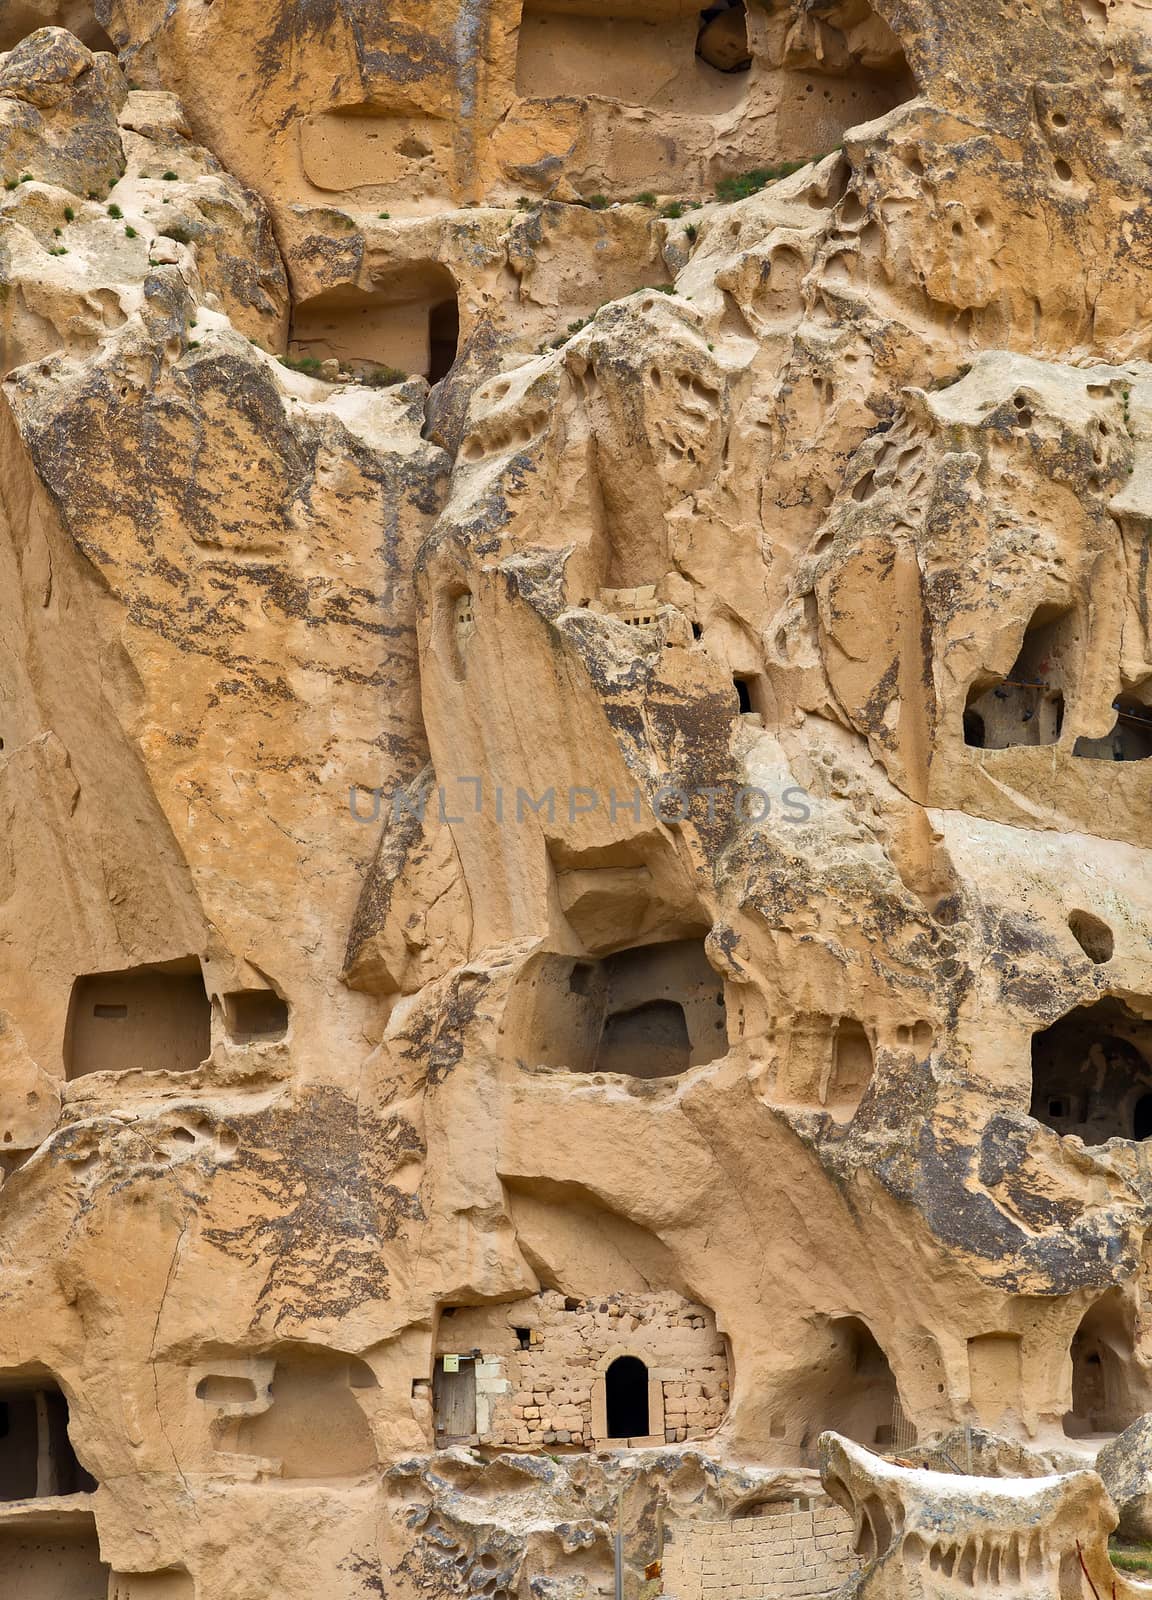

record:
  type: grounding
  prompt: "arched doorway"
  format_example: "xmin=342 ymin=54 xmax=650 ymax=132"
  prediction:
xmin=1064 ymin=1291 xmax=1150 ymax=1437
xmin=801 ymin=1317 xmax=914 ymax=1454
xmin=605 ymin=1356 xmax=649 ymax=1439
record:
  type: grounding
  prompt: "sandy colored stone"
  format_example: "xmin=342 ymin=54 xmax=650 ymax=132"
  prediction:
xmin=0 ymin=1 xmax=1152 ymax=1597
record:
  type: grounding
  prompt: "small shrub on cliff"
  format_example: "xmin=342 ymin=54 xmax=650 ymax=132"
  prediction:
xmin=586 ymin=194 xmax=609 ymax=210
xmin=715 ymin=162 xmax=806 ymax=202
xmin=107 ymin=203 xmax=122 ymax=218
xmin=63 ymin=206 xmax=74 ymax=221
xmin=660 ymin=201 xmax=685 ymax=219
xmin=278 ymin=354 xmax=323 ymax=375
xmin=360 ymin=364 xmax=407 ymax=387
xmin=161 ymin=170 xmax=178 ymax=180
xmin=124 ymin=225 xmax=138 ymax=239
xmin=633 ymin=192 xmax=657 ymax=207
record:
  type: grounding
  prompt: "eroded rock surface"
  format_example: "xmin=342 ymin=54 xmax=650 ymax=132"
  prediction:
xmin=821 ymin=1433 xmax=1132 ymax=1599
xmin=0 ymin=2 xmax=1150 ymax=1597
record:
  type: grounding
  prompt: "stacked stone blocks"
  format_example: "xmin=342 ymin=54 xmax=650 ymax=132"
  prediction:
xmin=661 ymin=1502 xmax=859 ymax=1600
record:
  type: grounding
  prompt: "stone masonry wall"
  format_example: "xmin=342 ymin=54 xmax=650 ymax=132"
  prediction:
xmin=434 ymin=1290 xmax=729 ymax=1447
xmin=662 ymin=1502 xmax=860 ymax=1600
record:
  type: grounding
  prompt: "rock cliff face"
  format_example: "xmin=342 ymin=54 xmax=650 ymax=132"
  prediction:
xmin=1 ymin=1 xmax=1152 ymax=1597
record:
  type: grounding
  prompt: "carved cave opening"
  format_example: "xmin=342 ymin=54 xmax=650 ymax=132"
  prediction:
xmin=428 ymin=296 xmax=461 ymax=383
xmin=826 ymin=1018 xmax=875 ymax=1119
xmin=290 ymin=263 xmax=459 ymax=383
xmin=222 ymin=989 xmax=289 ymax=1043
xmin=773 ymin=1012 xmax=877 ymax=1121
xmin=0 ymin=3 xmax=114 ymax=52
xmin=233 ymin=1351 xmax=378 ymax=1479
xmin=966 ymin=1332 xmax=1023 ymax=1429
xmin=195 ymin=1375 xmax=258 ymax=1405
xmin=1136 ymin=1095 xmax=1152 ymax=1140
xmin=1031 ymin=997 xmax=1152 ymax=1145
xmin=1064 ymin=1291 xmax=1149 ymax=1438
xmin=605 ymin=1355 xmax=650 ymax=1439
xmin=771 ymin=0 xmax=916 ymax=163
xmin=515 ymin=0 xmax=751 ymax=113
xmin=1073 ymin=693 xmax=1152 ymax=762
xmin=732 ymin=671 xmax=771 ymax=722
xmin=803 ymin=1318 xmax=913 ymax=1454
xmin=964 ymin=606 xmax=1074 ymax=750
xmin=442 ymin=587 xmax=477 ymax=681
xmin=64 ymin=959 xmax=211 ymax=1079
xmin=0 ymin=1519 xmax=108 ymax=1600
xmin=0 ymin=1379 xmax=96 ymax=1501
xmin=696 ymin=0 xmax=751 ymax=73
xmin=521 ymin=939 xmax=728 ymax=1077
xmin=454 ymin=591 xmax=475 ymax=638
xmin=298 ymin=107 xmax=455 ymax=198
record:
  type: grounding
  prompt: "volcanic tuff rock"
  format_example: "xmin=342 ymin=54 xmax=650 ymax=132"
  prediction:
xmin=1096 ymin=1416 xmax=1152 ymax=1545
xmin=820 ymin=1434 xmax=1129 ymax=1600
xmin=0 ymin=0 xmax=1150 ymax=1597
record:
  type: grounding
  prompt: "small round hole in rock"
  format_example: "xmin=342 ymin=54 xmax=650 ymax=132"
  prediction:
xmin=1068 ymin=910 xmax=1113 ymax=964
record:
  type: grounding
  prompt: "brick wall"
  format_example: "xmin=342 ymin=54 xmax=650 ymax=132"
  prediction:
xmin=661 ymin=1501 xmax=860 ymax=1600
